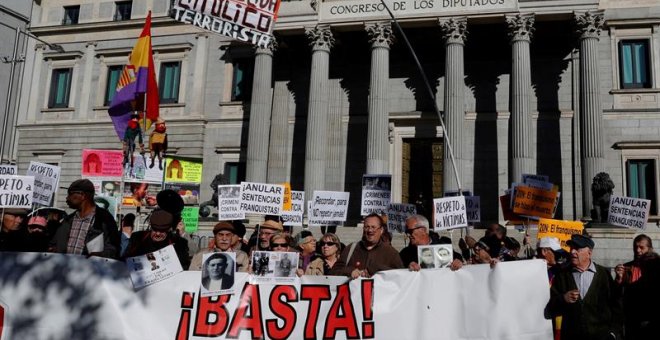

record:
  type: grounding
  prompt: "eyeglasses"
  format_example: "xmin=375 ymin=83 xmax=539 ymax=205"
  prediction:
xmin=320 ymin=241 xmax=336 ymax=247
xmin=272 ymin=243 xmax=288 ymax=248
xmin=405 ymin=226 xmax=425 ymax=235
xmin=363 ymin=225 xmax=382 ymax=231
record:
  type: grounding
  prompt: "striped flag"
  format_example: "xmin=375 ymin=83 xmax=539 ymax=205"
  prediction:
xmin=108 ymin=11 xmax=159 ymax=140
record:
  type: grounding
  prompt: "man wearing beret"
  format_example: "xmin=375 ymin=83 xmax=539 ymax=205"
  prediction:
xmin=123 ymin=209 xmax=190 ymax=269
xmin=50 ymin=179 xmax=120 ymax=258
xmin=189 ymin=221 xmax=249 ymax=272
xmin=546 ymin=234 xmax=623 ymax=340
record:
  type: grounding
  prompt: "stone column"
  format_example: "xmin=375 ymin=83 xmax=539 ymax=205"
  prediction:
xmin=506 ymin=14 xmax=535 ymax=183
xmin=440 ymin=17 xmax=468 ymax=193
xmin=267 ymin=80 xmax=290 ymax=183
xmin=245 ymin=40 xmax=276 ymax=183
xmin=304 ymin=25 xmax=334 ymax=199
xmin=575 ymin=11 xmax=605 ymax=219
xmin=365 ymin=21 xmax=394 ymax=174
xmin=79 ymin=41 xmax=97 ymax=119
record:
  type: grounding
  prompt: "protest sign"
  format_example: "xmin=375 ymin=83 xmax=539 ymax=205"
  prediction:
xmin=164 ymin=182 xmax=201 ymax=205
xmin=218 ymin=185 xmax=244 ymax=221
xmin=26 ymin=161 xmax=60 ymax=206
xmin=122 ymin=182 xmax=161 ymax=207
xmin=308 ymin=201 xmax=343 ymax=226
xmin=200 ymin=252 xmax=236 ymax=296
xmin=418 ymin=244 xmax=453 ymax=269
xmin=311 ymin=191 xmax=350 ymax=223
xmin=433 ymin=196 xmax=467 ymax=230
xmin=465 ymin=196 xmax=480 ymax=223
xmin=164 ymin=157 xmax=203 ymax=184
xmin=387 ymin=203 xmax=416 ymax=234
xmin=0 ymin=164 xmax=16 ymax=175
xmin=537 ymin=218 xmax=584 ymax=252
xmin=0 ymin=252 xmax=553 ymax=340
xmin=182 ymin=206 xmax=200 ymax=233
xmin=0 ymin=175 xmax=34 ymax=208
xmin=524 ymin=178 xmax=554 ymax=191
xmin=124 ymin=153 xmax=164 ymax=183
xmin=282 ymin=183 xmax=292 ymax=211
xmin=170 ymin=0 xmax=280 ymax=49
xmin=608 ymin=195 xmax=652 ymax=230
xmin=90 ymin=179 xmax=121 ymax=217
xmin=125 ymin=244 xmax=184 ymax=289
xmin=82 ymin=149 xmax=123 ymax=177
xmin=282 ymin=190 xmax=304 ymax=227
xmin=512 ymin=185 xmax=558 ymax=219
xmin=522 ymin=174 xmax=549 ymax=183
xmin=250 ymin=251 xmax=299 ymax=285
xmin=239 ymin=182 xmax=284 ymax=215
xmin=361 ymin=174 xmax=392 ymax=216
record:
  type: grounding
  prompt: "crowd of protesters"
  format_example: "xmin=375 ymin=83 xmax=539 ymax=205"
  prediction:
xmin=1 ymin=178 xmax=658 ymax=339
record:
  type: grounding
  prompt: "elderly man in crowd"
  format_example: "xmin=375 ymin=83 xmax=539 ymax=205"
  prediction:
xmin=0 ymin=208 xmax=29 ymax=251
xmin=331 ymin=213 xmax=403 ymax=278
xmin=190 ymin=221 xmax=249 ymax=272
xmin=614 ymin=234 xmax=660 ymax=339
xmin=546 ymin=234 xmax=622 ymax=340
xmin=123 ymin=209 xmax=190 ymax=269
xmin=399 ymin=214 xmax=463 ymax=271
xmin=51 ymin=179 xmax=120 ymax=258
xmin=252 ymin=219 xmax=284 ymax=253
xmin=295 ymin=230 xmax=320 ymax=273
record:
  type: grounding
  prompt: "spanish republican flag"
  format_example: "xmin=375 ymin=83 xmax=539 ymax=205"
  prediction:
xmin=108 ymin=11 xmax=160 ymax=140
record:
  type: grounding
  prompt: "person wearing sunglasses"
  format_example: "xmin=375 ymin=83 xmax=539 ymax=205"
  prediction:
xmin=306 ymin=233 xmax=343 ymax=276
xmin=399 ymin=214 xmax=463 ymax=272
xmin=268 ymin=233 xmax=293 ymax=252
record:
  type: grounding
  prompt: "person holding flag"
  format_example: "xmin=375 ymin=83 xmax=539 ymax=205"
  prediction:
xmin=108 ymin=11 xmax=160 ymax=166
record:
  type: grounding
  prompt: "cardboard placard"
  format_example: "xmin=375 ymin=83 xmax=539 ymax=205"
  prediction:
xmin=82 ymin=149 xmax=124 ymax=177
xmin=282 ymin=190 xmax=304 ymax=227
xmin=0 ymin=175 xmax=34 ymax=208
xmin=311 ymin=191 xmax=350 ymax=223
xmin=361 ymin=174 xmax=392 ymax=216
xmin=433 ymin=196 xmax=468 ymax=231
xmin=26 ymin=161 xmax=60 ymax=206
xmin=513 ymin=186 xmax=558 ymax=219
xmin=537 ymin=218 xmax=584 ymax=252
xmin=387 ymin=203 xmax=417 ymax=234
xmin=608 ymin=195 xmax=652 ymax=230
xmin=239 ymin=182 xmax=284 ymax=215
xmin=0 ymin=165 xmax=17 ymax=175
xmin=218 ymin=185 xmax=244 ymax=221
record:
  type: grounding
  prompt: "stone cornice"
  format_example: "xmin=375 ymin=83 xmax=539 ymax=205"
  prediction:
xmin=506 ymin=13 xmax=535 ymax=42
xmin=305 ymin=25 xmax=335 ymax=51
xmin=575 ymin=10 xmax=605 ymax=39
xmin=365 ymin=21 xmax=394 ymax=48
xmin=439 ymin=17 xmax=468 ymax=45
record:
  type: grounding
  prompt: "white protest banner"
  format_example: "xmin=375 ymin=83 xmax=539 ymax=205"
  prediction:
xmin=608 ymin=195 xmax=652 ymax=230
xmin=361 ymin=174 xmax=392 ymax=216
xmin=0 ymin=253 xmax=553 ymax=340
xmin=433 ymin=196 xmax=468 ymax=231
xmin=0 ymin=164 xmax=16 ymax=175
xmin=311 ymin=191 xmax=350 ymax=223
xmin=0 ymin=175 xmax=34 ymax=208
xmin=282 ymin=190 xmax=304 ymax=227
xmin=170 ymin=0 xmax=279 ymax=49
xmin=466 ymin=196 xmax=481 ymax=223
xmin=239 ymin=182 xmax=284 ymax=215
xmin=125 ymin=244 xmax=184 ymax=289
xmin=218 ymin=185 xmax=244 ymax=220
xmin=26 ymin=161 xmax=61 ymax=206
xmin=387 ymin=203 xmax=416 ymax=234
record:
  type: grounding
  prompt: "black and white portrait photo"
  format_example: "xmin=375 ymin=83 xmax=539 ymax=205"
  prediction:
xmin=201 ymin=252 xmax=236 ymax=295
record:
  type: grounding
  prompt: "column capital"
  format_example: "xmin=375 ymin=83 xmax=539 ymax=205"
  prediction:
xmin=506 ymin=13 xmax=535 ymax=42
xmin=255 ymin=37 xmax=278 ymax=56
xmin=85 ymin=41 xmax=98 ymax=48
xmin=439 ymin=17 xmax=468 ymax=45
xmin=305 ymin=25 xmax=335 ymax=52
xmin=575 ymin=10 xmax=605 ymax=39
xmin=365 ymin=21 xmax=394 ymax=48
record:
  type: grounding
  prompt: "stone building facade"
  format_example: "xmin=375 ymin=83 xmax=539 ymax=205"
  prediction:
xmin=14 ymin=0 xmax=660 ymax=229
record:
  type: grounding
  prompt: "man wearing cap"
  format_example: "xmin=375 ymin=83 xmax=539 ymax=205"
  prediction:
xmin=189 ymin=221 xmax=249 ymax=272
xmin=546 ymin=234 xmax=623 ymax=340
xmin=253 ymin=219 xmax=284 ymax=253
xmin=295 ymin=230 xmax=320 ymax=273
xmin=537 ymin=237 xmax=568 ymax=281
xmin=399 ymin=214 xmax=463 ymax=271
xmin=331 ymin=213 xmax=403 ymax=278
xmin=123 ymin=209 xmax=190 ymax=269
xmin=51 ymin=179 xmax=120 ymax=258
xmin=0 ymin=208 xmax=29 ymax=251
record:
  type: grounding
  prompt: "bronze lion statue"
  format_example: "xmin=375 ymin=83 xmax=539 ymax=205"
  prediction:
xmin=591 ymin=172 xmax=615 ymax=223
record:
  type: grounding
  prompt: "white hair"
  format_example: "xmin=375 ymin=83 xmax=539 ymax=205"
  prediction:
xmin=406 ymin=214 xmax=429 ymax=233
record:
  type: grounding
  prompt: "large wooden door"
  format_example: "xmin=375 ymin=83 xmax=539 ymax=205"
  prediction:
xmin=402 ymin=138 xmax=443 ymax=217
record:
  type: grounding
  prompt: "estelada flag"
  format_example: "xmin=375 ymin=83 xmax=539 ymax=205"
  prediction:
xmin=108 ymin=11 xmax=160 ymax=140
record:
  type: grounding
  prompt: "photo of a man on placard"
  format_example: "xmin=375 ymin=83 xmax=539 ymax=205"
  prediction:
xmin=201 ymin=252 xmax=235 ymax=292
xmin=417 ymin=244 xmax=454 ymax=269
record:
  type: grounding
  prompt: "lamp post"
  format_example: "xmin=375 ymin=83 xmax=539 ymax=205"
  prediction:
xmin=0 ymin=22 xmax=63 ymax=164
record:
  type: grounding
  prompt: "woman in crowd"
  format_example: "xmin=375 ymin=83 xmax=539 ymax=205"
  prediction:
xmin=305 ymin=233 xmax=342 ymax=275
